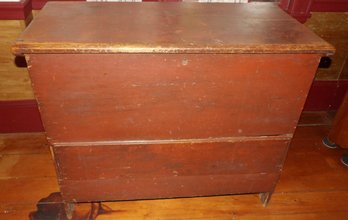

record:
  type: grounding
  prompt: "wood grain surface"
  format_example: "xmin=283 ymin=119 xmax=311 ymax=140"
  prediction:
xmin=12 ymin=2 xmax=334 ymax=55
xmin=54 ymin=140 xmax=289 ymax=180
xmin=53 ymin=139 xmax=289 ymax=202
xmin=27 ymin=53 xmax=320 ymax=143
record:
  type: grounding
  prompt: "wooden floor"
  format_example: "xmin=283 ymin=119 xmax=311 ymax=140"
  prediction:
xmin=1 ymin=112 xmax=348 ymax=220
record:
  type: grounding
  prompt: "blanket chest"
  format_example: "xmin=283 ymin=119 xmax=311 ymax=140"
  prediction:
xmin=13 ymin=2 xmax=334 ymax=216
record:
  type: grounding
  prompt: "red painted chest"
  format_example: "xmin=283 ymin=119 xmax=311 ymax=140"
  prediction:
xmin=13 ymin=1 xmax=334 ymax=212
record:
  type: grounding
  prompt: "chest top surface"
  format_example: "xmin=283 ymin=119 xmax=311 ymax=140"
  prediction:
xmin=13 ymin=2 xmax=334 ymax=55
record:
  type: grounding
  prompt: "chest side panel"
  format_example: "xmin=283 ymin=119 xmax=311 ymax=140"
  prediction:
xmin=27 ymin=53 xmax=320 ymax=143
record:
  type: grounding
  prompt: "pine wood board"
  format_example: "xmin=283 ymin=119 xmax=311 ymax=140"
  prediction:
xmin=0 ymin=177 xmax=59 ymax=204
xmin=2 ymin=191 xmax=348 ymax=220
xmin=0 ymin=132 xmax=48 ymax=154
xmin=0 ymin=153 xmax=55 ymax=179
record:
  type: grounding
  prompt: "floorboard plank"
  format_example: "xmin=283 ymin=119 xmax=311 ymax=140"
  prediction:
xmin=235 ymin=211 xmax=348 ymax=220
xmin=0 ymin=133 xmax=48 ymax=155
xmin=2 ymin=191 xmax=348 ymax=220
xmin=0 ymin=153 xmax=56 ymax=179
xmin=0 ymin=177 xmax=59 ymax=205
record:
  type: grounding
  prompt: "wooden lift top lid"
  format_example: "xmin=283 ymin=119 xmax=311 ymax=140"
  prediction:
xmin=12 ymin=2 xmax=334 ymax=55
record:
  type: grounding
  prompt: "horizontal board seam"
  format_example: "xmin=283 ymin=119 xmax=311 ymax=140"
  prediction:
xmin=60 ymin=172 xmax=277 ymax=181
xmin=52 ymin=134 xmax=292 ymax=147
